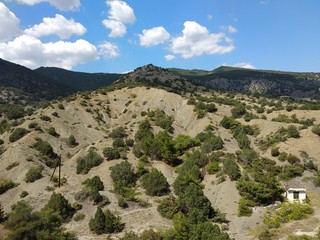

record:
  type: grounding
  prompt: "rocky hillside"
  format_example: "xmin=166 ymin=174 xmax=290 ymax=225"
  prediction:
xmin=170 ymin=66 xmax=320 ymax=99
xmin=0 ymin=84 xmax=320 ymax=239
xmin=118 ymin=64 xmax=200 ymax=94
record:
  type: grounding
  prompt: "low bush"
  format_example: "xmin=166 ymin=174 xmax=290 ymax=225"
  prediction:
xmin=46 ymin=127 xmax=59 ymax=137
xmin=9 ymin=128 xmax=29 ymax=142
xmin=103 ymin=147 xmax=120 ymax=160
xmin=74 ymin=212 xmax=85 ymax=221
xmin=0 ymin=178 xmax=17 ymax=195
xmin=140 ymin=169 xmax=169 ymax=196
xmin=271 ymin=147 xmax=280 ymax=157
xmin=206 ymin=161 xmax=220 ymax=174
xmin=263 ymin=202 xmax=313 ymax=228
xmin=83 ymin=176 xmax=103 ymax=191
xmin=237 ymin=198 xmax=253 ymax=217
xmin=312 ymin=125 xmax=320 ymax=136
xmin=6 ymin=161 xmax=19 ymax=171
xmin=223 ymin=155 xmax=241 ymax=181
xmin=25 ymin=165 xmax=44 ymax=183
xmin=157 ymin=195 xmax=179 ymax=219
xmin=76 ymin=149 xmax=103 ymax=174
xmin=20 ymin=191 xmax=28 ymax=198
xmin=42 ymin=192 xmax=75 ymax=220
xmin=118 ymin=197 xmax=128 ymax=208
xmin=89 ymin=207 xmax=124 ymax=234
xmin=67 ymin=135 xmax=78 ymax=147
xmin=40 ymin=115 xmax=51 ymax=122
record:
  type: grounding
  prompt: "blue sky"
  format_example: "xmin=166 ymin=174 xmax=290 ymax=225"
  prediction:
xmin=0 ymin=0 xmax=319 ymax=73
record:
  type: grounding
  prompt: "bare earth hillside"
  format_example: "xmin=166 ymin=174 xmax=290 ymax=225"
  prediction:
xmin=0 ymin=86 xmax=320 ymax=239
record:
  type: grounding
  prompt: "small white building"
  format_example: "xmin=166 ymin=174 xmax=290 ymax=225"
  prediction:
xmin=284 ymin=181 xmax=306 ymax=203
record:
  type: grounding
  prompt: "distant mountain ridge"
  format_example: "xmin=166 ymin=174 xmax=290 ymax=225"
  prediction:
xmin=0 ymin=58 xmax=73 ymax=100
xmin=35 ymin=67 xmax=121 ymax=92
xmin=1 ymin=57 xmax=320 ymax=100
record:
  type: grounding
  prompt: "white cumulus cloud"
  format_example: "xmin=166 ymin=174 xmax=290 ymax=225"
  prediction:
xmin=169 ymin=21 xmax=235 ymax=59
xmin=98 ymin=42 xmax=119 ymax=59
xmin=165 ymin=55 xmax=175 ymax=61
xmin=24 ymin=14 xmax=86 ymax=39
xmin=0 ymin=2 xmax=21 ymax=41
xmin=224 ymin=25 xmax=237 ymax=33
xmin=103 ymin=0 xmax=136 ymax=38
xmin=15 ymin=0 xmax=80 ymax=11
xmin=139 ymin=26 xmax=170 ymax=47
xmin=102 ymin=19 xmax=126 ymax=38
xmin=223 ymin=62 xmax=256 ymax=69
xmin=0 ymin=35 xmax=99 ymax=69
xmin=14 ymin=0 xmax=80 ymax=11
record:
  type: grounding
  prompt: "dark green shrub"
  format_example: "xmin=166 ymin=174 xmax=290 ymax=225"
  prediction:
xmin=110 ymin=127 xmax=127 ymax=138
xmin=83 ymin=176 xmax=104 ymax=192
xmin=263 ymin=202 xmax=313 ymax=228
xmin=118 ymin=197 xmax=128 ymax=208
xmin=112 ymin=138 xmax=125 ymax=148
xmin=238 ymin=198 xmax=253 ymax=217
xmin=103 ymin=147 xmax=120 ymax=160
xmin=286 ymin=105 xmax=294 ymax=112
xmin=279 ymin=165 xmax=304 ymax=180
xmin=174 ymin=134 xmax=199 ymax=154
xmin=28 ymin=122 xmax=38 ymax=129
xmin=256 ymin=107 xmax=265 ymax=114
xmin=4 ymin=200 xmax=75 ymax=239
xmin=140 ymin=169 xmax=169 ymax=196
xmin=20 ymin=191 xmax=28 ymax=198
xmin=312 ymin=125 xmax=320 ymax=136
xmin=190 ymin=221 xmax=232 ymax=240
xmin=25 ymin=165 xmax=44 ymax=183
xmin=89 ymin=207 xmax=124 ymax=234
xmin=52 ymin=112 xmax=59 ymax=117
xmin=271 ymin=147 xmax=280 ymax=157
xmin=42 ymin=192 xmax=75 ymax=219
xmin=278 ymin=152 xmax=288 ymax=162
xmin=157 ymin=195 xmax=179 ymax=219
xmin=40 ymin=115 xmax=51 ymax=122
xmin=6 ymin=161 xmax=19 ymax=171
xmin=179 ymin=183 xmax=214 ymax=222
xmin=76 ymin=149 xmax=103 ymax=174
xmin=73 ymin=212 xmax=85 ymax=221
xmin=0 ymin=178 xmax=17 ymax=195
xmin=46 ymin=127 xmax=59 ymax=137
xmin=67 ymin=135 xmax=78 ymax=147
xmin=236 ymin=178 xmax=283 ymax=205
xmin=287 ymin=154 xmax=300 ymax=165
xmin=207 ymin=161 xmax=220 ymax=174
xmin=173 ymin=159 xmax=202 ymax=195
xmin=58 ymin=104 xmax=65 ymax=110
xmin=148 ymin=109 xmax=173 ymax=132
xmin=9 ymin=128 xmax=29 ymax=142
xmin=4 ymin=105 xmax=25 ymax=119
xmin=223 ymin=155 xmax=241 ymax=181
xmin=231 ymin=104 xmax=247 ymax=118
xmin=287 ymin=125 xmax=300 ymax=138
xmin=32 ymin=138 xmax=56 ymax=158
xmin=125 ymin=139 xmax=134 ymax=147
xmin=110 ymin=161 xmax=136 ymax=193
xmin=220 ymin=116 xmax=239 ymax=129
xmin=88 ymin=207 xmax=105 ymax=234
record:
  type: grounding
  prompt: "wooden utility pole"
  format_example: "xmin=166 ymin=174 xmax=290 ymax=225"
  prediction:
xmin=50 ymin=155 xmax=62 ymax=187
xmin=58 ymin=155 xmax=61 ymax=187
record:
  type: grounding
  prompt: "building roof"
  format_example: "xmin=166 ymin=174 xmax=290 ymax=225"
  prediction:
xmin=284 ymin=181 xmax=305 ymax=190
